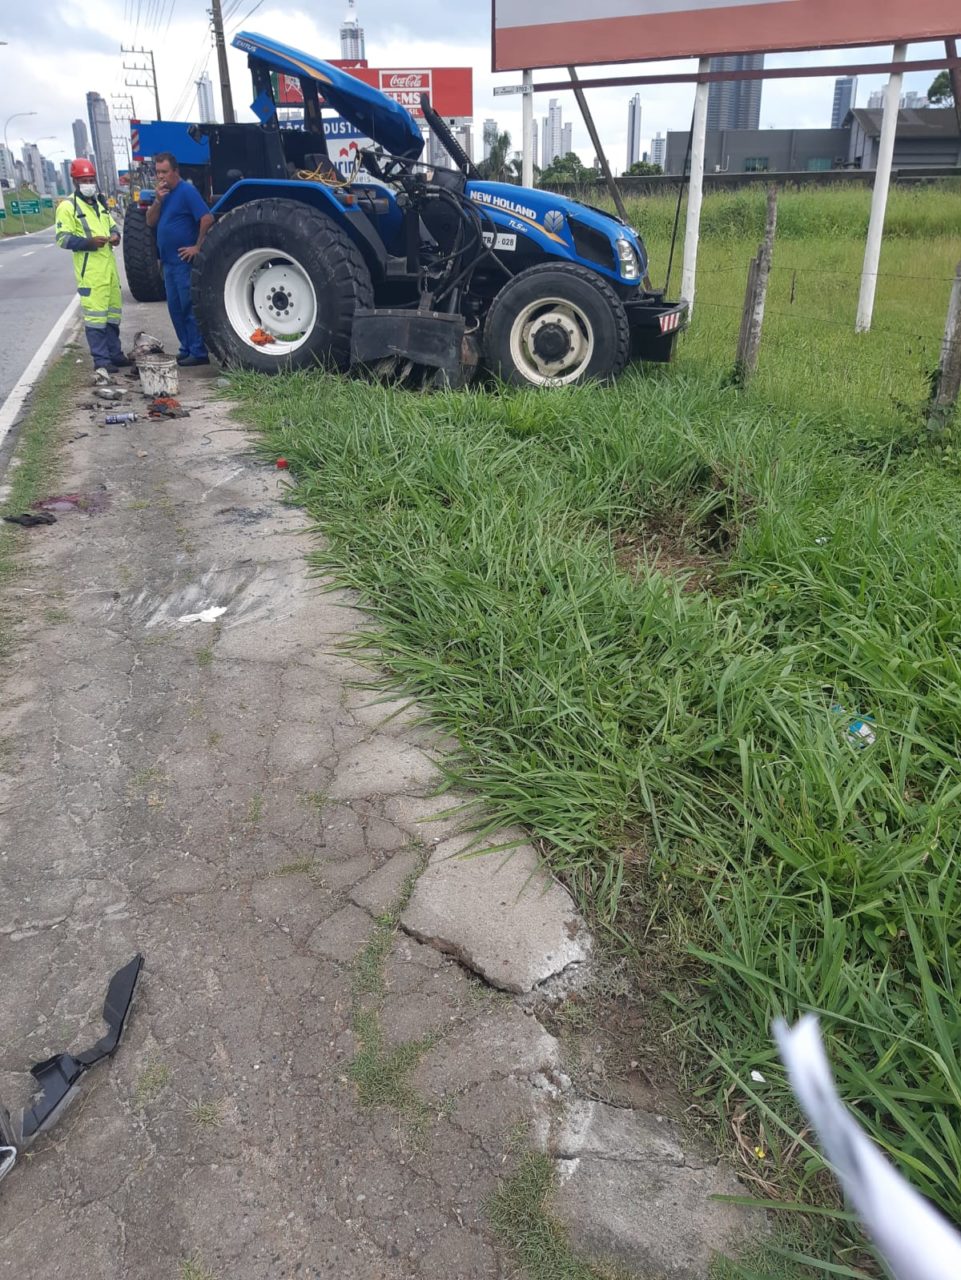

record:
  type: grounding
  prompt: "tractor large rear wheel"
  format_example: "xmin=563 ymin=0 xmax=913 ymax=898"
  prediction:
xmin=484 ymin=263 xmax=630 ymax=388
xmin=122 ymin=205 xmax=166 ymax=303
xmin=192 ymin=199 xmax=373 ymax=372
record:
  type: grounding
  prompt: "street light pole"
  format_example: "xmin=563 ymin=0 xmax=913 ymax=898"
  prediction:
xmin=3 ymin=111 xmax=36 ymax=235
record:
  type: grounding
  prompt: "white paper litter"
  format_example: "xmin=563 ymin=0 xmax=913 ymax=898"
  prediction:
xmin=750 ymin=1070 xmax=766 ymax=1083
xmin=775 ymin=1015 xmax=961 ymax=1280
xmin=178 ymin=606 xmax=227 ymax=624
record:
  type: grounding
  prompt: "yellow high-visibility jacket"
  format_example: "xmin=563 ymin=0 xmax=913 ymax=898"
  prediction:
xmin=55 ymin=195 xmax=121 ymax=329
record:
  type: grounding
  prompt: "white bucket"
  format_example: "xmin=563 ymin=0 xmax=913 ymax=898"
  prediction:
xmin=138 ymin=354 xmax=179 ymax=397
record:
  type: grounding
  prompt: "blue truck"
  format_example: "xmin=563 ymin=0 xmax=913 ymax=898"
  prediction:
xmin=130 ymin=32 xmax=688 ymax=387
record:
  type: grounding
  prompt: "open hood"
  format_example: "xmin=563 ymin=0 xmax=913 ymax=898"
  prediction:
xmin=232 ymin=31 xmax=424 ymax=161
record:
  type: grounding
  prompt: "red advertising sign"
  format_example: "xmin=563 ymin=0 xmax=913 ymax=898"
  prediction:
xmin=492 ymin=0 xmax=961 ymax=71
xmin=274 ymin=66 xmax=473 ymax=118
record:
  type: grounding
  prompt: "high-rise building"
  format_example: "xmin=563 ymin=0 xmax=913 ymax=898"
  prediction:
xmin=531 ymin=119 xmax=538 ymax=170
xmin=902 ymin=90 xmax=929 ymax=109
xmin=340 ymin=0 xmax=365 ymax=62
xmin=561 ymin=122 xmax=572 ymax=157
xmin=21 ymin=143 xmax=45 ymax=193
xmin=87 ymin=90 xmax=119 ymax=193
xmin=831 ymin=76 xmax=857 ymax=128
xmin=72 ymin=118 xmax=90 ymax=162
xmin=651 ymin=131 xmax=666 ymax=168
xmin=61 ymin=158 xmax=73 ymax=192
xmin=0 ymin=144 xmax=16 ymax=189
xmin=706 ymin=54 xmax=764 ymax=130
xmin=42 ymin=156 xmax=60 ymax=194
xmin=541 ymin=98 xmax=564 ymax=168
xmin=626 ymin=93 xmax=642 ymax=168
xmin=867 ymin=89 xmax=884 ymax=109
xmin=482 ymin=118 xmax=499 ymax=161
xmin=454 ymin=126 xmax=473 ymax=162
xmin=196 ymin=72 xmax=216 ymax=123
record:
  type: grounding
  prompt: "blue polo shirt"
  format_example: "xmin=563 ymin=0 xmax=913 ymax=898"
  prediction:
xmin=155 ymin=180 xmax=210 ymax=266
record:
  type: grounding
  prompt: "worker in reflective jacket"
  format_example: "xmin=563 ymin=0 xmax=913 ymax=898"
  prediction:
xmin=55 ymin=158 xmax=132 ymax=372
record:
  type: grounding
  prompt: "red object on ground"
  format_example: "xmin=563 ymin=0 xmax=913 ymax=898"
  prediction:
xmin=276 ymin=458 xmax=289 ymax=469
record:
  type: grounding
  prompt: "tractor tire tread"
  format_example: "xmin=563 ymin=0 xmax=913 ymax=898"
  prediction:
xmin=121 ymin=205 xmax=166 ymax=303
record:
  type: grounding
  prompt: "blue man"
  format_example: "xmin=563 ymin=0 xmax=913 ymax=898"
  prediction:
xmin=146 ymin=152 xmax=214 ymax=366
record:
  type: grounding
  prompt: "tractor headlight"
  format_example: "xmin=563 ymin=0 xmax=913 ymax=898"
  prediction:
xmin=615 ymin=238 xmax=641 ymax=281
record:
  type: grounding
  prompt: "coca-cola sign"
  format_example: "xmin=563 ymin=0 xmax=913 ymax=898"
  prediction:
xmin=382 ymin=71 xmax=430 ymax=91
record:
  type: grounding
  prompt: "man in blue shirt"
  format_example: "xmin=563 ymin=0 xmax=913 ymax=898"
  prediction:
xmin=145 ymin=152 xmax=214 ymax=366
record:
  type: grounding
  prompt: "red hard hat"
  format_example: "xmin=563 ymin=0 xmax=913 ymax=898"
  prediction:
xmin=69 ymin=158 xmax=96 ymax=179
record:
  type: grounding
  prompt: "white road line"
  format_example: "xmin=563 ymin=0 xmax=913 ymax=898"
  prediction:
xmin=0 ymin=296 xmax=81 ymax=450
xmin=21 ymin=250 xmax=34 ymax=257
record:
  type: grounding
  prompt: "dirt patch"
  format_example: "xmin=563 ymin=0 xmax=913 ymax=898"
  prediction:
xmin=32 ymin=488 xmax=111 ymax=516
xmin=613 ymin=516 xmax=723 ymax=594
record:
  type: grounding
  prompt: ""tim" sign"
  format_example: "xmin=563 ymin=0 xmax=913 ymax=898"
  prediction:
xmin=492 ymin=0 xmax=961 ymax=70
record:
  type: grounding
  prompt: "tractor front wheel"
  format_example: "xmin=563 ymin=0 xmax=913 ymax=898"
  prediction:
xmin=192 ymin=199 xmax=373 ymax=372
xmin=122 ymin=205 xmax=166 ymax=303
xmin=484 ymin=263 xmax=630 ymax=388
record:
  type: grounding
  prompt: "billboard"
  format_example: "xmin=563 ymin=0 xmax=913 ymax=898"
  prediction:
xmin=492 ymin=1 xmax=961 ymax=71
xmin=274 ymin=66 xmax=473 ymax=119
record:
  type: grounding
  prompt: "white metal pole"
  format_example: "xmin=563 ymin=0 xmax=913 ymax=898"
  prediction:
xmin=522 ymin=70 xmax=534 ymax=187
xmin=681 ymin=57 xmax=710 ymax=317
xmin=856 ymin=42 xmax=906 ymax=333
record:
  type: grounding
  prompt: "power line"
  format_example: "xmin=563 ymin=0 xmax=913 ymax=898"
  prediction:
xmin=228 ymin=0 xmax=262 ymax=34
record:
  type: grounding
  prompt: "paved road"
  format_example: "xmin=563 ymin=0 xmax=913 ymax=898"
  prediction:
xmin=0 ymin=227 xmax=78 ymax=409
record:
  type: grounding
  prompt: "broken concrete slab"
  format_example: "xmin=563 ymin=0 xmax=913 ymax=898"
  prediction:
xmin=549 ymin=1100 xmax=765 ymax=1280
xmin=328 ymin=738 xmax=439 ymax=801
xmin=349 ymin=849 xmax=421 ymax=917
xmin=413 ymin=1003 xmax=561 ymax=1096
xmin=306 ymin=903 xmax=376 ymax=963
xmin=401 ymin=833 xmax=590 ymax=993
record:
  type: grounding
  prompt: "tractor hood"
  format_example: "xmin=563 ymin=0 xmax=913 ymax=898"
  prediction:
xmin=232 ymin=31 xmax=425 ymax=160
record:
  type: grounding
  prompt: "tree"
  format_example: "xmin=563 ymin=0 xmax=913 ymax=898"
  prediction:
xmin=539 ymin=151 xmax=593 ymax=186
xmin=626 ymin=160 xmax=663 ymax=176
xmin=928 ymin=70 xmax=954 ymax=106
xmin=476 ymin=131 xmax=513 ymax=183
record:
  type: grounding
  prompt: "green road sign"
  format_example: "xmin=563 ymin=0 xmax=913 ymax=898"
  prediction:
xmin=0 ymin=209 xmax=6 ymax=220
xmin=10 ymin=200 xmax=40 ymax=215
xmin=41 ymin=196 xmax=54 ymax=208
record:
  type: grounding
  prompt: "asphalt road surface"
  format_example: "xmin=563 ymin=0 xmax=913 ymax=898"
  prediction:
xmin=0 ymin=227 xmax=78 ymax=410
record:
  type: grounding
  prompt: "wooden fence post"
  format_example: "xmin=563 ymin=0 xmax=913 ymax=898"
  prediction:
xmin=928 ymin=262 xmax=961 ymax=437
xmin=734 ymin=186 xmax=778 ymax=387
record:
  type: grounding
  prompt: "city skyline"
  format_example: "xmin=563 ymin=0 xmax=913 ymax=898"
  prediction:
xmin=706 ymin=54 xmax=764 ymax=131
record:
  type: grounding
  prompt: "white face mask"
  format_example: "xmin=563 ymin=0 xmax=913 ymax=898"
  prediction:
xmin=78 ymin=182 xmax=97 ymax=197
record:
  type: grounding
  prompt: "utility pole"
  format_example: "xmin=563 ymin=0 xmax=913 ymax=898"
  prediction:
xmin=946 ymin=39 xmax=961 ymax=137
xmin=209 ymin=0 xmax=236 ymax=124
xmin=111 ymin=94 xmax=135 ymax=172
xmin=122 ymin=46 xmax=161 ymax=120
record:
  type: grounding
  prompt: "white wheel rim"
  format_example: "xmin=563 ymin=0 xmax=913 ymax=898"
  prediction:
xmin=507 ymin=296 xmax=595 ymax=386
xmin=223 ymin=248 xmax=318 ymax=355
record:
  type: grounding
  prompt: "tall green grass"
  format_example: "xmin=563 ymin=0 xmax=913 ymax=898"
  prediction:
xmin=232 ymin=185 xmax=961 ymax=1268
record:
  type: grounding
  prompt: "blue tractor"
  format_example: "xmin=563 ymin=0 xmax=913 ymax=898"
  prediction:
xmin=192 ymin=32 xmax=687 ymax=387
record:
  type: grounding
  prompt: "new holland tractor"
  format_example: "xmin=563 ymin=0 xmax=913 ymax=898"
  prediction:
xmin=186 ymin=31 xmax=687 ymax=387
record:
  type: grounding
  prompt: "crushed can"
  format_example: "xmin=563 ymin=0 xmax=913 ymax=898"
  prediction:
xmin=105 ymin=413 xmax=138 ymax=424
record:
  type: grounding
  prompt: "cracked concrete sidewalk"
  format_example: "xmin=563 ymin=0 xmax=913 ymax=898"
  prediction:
xmin=0 ymin=299 xmax=759 ymax=1279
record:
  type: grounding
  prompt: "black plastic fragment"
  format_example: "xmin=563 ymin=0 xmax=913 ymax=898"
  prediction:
xmin=17 ymin=954 xmax=144 ymax=1146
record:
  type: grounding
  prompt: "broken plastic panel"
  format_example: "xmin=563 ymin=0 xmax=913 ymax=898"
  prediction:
xmin=0 ymin=954 xmax=144 ymax=1181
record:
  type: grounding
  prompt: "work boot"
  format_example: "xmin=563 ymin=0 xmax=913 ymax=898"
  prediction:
xmin=178 ymin=356 xmax=210 ymax=367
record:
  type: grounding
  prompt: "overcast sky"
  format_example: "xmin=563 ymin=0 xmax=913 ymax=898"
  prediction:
xmin=0 ymin=2 xmax=950 ymax=177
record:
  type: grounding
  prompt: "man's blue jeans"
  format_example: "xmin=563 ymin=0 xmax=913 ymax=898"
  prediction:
xmin=162 ymin=259 xmax=207 ymax=359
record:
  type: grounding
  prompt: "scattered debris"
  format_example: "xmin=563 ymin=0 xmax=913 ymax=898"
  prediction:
xmin=147 ymin=396 xmax=189 ymax=420
xmin=93 ymin=368 xmax=114 ymax=386
xmin=276 ymin=457 xmax=289 ymax=469
xmin=250 ymin=328 xmax=276 ymax=346
xmin=129 ymin=331 xmax=164 ymax=360
xmin=750 ymin=1070 xmax=766 ymax=1084
xmin=95 ymin=387 xmax=125 ymax=402
xmin=0 ymin=955 xmax=144 ymax=1185
xmin=68 ymin=432 xmax=90 ymax=443
xmin=832 ymin=704 xmax=877 ymax=749
xmin=33 ymin=489 xmax=111 ymax=516
xmin=178 ymin=605 xmax=228 ymax=623
xmin=3 ymin=511 xmax=57 ymax=527
xmin=105 ymin=413 xmax=138 ymax=425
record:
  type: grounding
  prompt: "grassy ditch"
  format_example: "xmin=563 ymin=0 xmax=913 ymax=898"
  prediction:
xmin=233 ymin=185 xmax=961 ymax=1271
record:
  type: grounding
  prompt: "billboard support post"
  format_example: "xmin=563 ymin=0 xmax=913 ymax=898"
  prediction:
xmin=522 ymin=70 xmax=534 ymax=187
xmin=856 ymin=42 xmax=907 ymax=334
xmin=568 ymin=66 xmax=629 ymax=224
xmin=681 ymin=57 xmax=710 ymax=317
